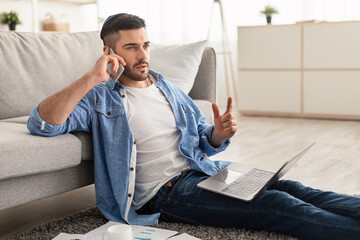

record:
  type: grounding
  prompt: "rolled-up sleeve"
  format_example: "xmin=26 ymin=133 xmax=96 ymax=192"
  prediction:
xmin=199 ymin=124 xmax=230 ymax=156
xmin=27 ymin=98 xmax=92 ymax=137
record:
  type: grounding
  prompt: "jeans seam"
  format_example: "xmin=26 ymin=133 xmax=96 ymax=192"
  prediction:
xmin=317 ymin=204 xmax=359 ymax=213
xmin=259 ymin=209 xmax=360 ymax=233
xmin=158 ymin=194 xmax=230 ymax=211
xmin=156 ymin=195 xmax=360 ymax=234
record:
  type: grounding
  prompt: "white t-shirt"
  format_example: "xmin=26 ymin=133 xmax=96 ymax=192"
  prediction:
xmin=123 ymin=77 xmax=190 ymax=210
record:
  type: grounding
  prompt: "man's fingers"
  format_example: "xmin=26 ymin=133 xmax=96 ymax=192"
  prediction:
xmin=225 ymin=97 xmax=233 ymax=114
xmin=224 ymin=125 xmax=238 ymax=133
xmin=212 ymin=103 xmax=220 ymax=118
xmin=116 ymin=55 xmax=126 ymax=66
xmin=220 ymin=112 xmax=235 ymax=123
xmin=110 ymin=54 xmax=126 ymax=67
xmin=222 ymin=119 xmax=237 ymax=128
xmin=105 ymin=47 xmax=126 ymax=66
xmin=107 ymin=55 xmax=126 ymax=73
xmin=108 ymin=56 xmax=119 ymax=73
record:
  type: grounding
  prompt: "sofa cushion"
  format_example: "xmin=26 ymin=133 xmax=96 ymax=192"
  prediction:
xmin=189 ymin=48 xmax=216 ymax=103
xmin=70 ymin=131 xmax=94 ymax=160
xmin=0 ymin=115 xmax=29 ymax=124
xmin=0 ymin=31 xmax=103 ymax=120
xmin=151 ymin=40 xmax=207 ymax=94
xmin=0 ymin=122 xmax=81 ymax=180
xmin=0 ymin=116 xmax=94 ymax=160
xmin=194 ymin=100 xmax=214 ymax=125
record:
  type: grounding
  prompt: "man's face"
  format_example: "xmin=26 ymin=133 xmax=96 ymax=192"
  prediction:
xmin=114 ymin=28 xmax=150 ymax=81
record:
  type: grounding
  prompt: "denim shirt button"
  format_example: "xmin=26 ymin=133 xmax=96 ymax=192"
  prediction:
xmin=107 ymin=111 xmax=111 ymax=116
xmin=121 ymin=94 xmax=126 ymax=98
xmin=128 ymin=193 xmax=132 ymax=197
xmin=130 ymin=167 xmax=134 ymax=171
xmin=133 ymin=140 xmax=136 ymax=144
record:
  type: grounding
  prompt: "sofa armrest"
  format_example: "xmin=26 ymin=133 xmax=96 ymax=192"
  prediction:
xmin=188 ymin=47 xmax=216 ymax=103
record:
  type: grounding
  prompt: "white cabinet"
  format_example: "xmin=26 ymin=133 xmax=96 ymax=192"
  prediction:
xmin=238 ymin=25 xmax=301 ymax=69
xmin=303 ymin=22 xmax=360 ymax=69
xmin=304 ymin=72 xmax=360 ymax=116
xmin=238 ymin=71 xmax=301 ymax=113
xmin=238 ymin=22 xmax=360 ymax=120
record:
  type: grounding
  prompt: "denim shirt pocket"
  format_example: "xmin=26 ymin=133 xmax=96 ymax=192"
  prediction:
xmin=95 ymin=103 xmax=125 ymax=141
xmin=96 ymin=104 xmax=124 ymax=118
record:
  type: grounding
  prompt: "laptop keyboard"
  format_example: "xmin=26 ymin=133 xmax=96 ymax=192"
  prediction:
xmin=221 ymin=168 xmax=274 ymax=198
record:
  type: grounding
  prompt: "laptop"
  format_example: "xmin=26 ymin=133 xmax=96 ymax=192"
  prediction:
xmin=197 ymin=141 xmax=316 ymax=202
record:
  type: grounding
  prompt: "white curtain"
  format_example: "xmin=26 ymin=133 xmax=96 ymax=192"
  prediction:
xmin=98 ymin=0 xmax=360 ymax=44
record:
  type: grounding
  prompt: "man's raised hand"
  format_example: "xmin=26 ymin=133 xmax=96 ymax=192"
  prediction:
xmin=90 ymin=47 xmax=126 ymax=84
xmin=210 ymin=97 xmax=238 ymax=147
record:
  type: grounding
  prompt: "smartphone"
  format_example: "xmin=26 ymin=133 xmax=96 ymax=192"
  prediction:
xmin=107 ymin=48 xmax=124 ymax=81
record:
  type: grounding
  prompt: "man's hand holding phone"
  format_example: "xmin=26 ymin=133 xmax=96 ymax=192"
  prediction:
xmin=107 ymin=48 xmax=125 ymax=81
xmin=38 ymin=47 xmax=126 ymax=126
xmin=90 ymin=47 xmax=126 ymax=84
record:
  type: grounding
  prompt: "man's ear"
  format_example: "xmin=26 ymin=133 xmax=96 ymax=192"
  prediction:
xmin=103 ymin=46 xmax=110 ymax=54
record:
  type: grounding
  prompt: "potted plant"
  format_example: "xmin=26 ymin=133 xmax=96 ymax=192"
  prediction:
xmin=260 ymin=5 xmax=278 ymax=24
xmin=0 ymin=11 xmax=22 ymax=31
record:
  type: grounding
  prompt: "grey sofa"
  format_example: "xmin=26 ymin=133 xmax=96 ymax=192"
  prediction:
xmin=0 ymin=31 xmax=216 ymax=210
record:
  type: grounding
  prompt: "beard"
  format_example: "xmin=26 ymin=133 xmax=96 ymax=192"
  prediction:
xmin=122 ymin=60 xmax=149 ymax=81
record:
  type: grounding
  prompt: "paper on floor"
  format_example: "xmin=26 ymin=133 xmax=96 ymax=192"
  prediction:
xmin=52 ymin=221 xmax=200 ymax=240
xmin=168 ymin=233 xmax=201 ymax=240
xmin=84 ymin=221 xmax=178 ymax=240
xmin=52 ymin=233 xmax=84 ymax=240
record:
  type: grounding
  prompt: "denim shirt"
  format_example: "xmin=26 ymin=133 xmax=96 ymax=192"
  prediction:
xmin=27 ymin=70 xmax=231 ymax=226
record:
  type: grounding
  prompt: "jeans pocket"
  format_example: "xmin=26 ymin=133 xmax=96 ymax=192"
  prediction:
xmin=158 ymin=171 xmax=190 ymax=200
xmin=167 ymin=171 xmax=191 ymax=200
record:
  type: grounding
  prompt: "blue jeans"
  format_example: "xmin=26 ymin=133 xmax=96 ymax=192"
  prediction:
xmin=137 ymin=170 xmax=360 ymax=240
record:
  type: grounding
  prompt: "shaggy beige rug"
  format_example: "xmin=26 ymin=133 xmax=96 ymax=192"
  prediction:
xmin=7 ymin=207 xmax=297 ymax=240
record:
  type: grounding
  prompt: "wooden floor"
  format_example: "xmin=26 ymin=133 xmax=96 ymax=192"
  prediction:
xmin=1 ymin=113 xmax=360 ymax=238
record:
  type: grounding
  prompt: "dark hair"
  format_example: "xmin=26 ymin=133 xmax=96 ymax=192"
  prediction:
xmin=100 ymin=13 xmax=146 ymax=47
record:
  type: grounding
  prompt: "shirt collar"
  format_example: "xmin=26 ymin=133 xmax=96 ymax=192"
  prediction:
xmin=149 ymin=69 xmax=164 ymax=87
xmin=105 ymin=69 xmax=164 ymax=90
xmin=105 ymin=78 xmax=118 ymax=90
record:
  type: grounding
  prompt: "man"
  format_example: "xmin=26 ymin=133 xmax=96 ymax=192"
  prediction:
xmin=28 ymin=13 xmax=360 ymax=240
